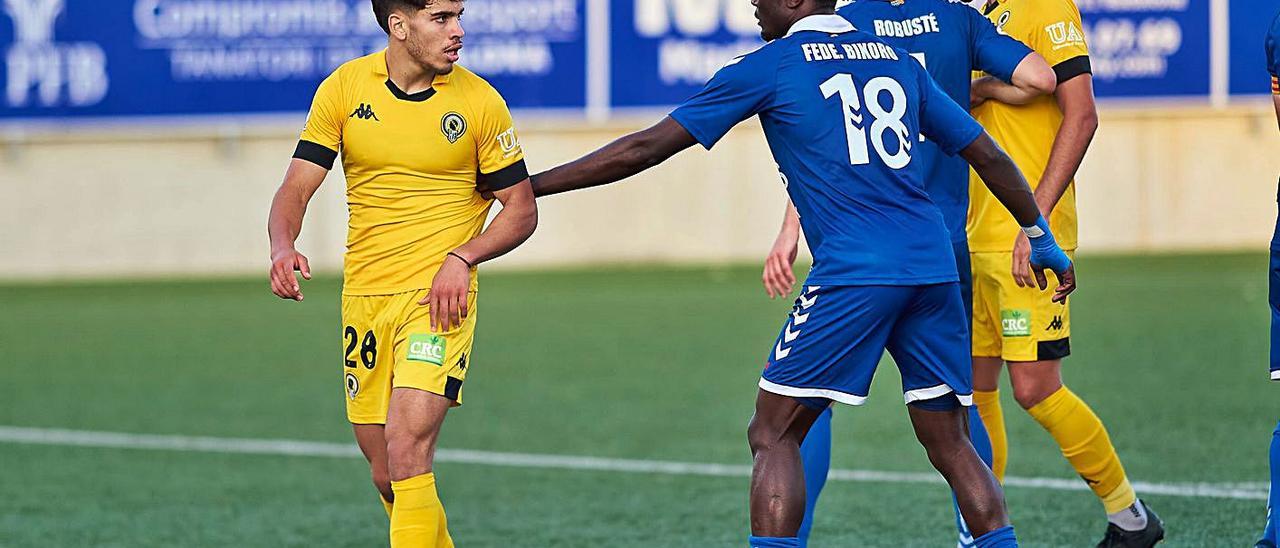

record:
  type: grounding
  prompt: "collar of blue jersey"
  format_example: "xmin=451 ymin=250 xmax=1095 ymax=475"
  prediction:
xmin=783 ymin=14 xmax=857 ymax=38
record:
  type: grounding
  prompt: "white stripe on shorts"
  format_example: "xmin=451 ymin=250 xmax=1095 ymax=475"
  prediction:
xmin=903 ymin=384 xmax=973 ymax=406
xmin=758 ymin=379 xmax=868 ymax=406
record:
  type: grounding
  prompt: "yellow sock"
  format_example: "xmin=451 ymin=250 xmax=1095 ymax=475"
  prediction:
xmin=1026 ymin=387 xmax=1136 ymax=514
xmin=380 ymin=495 xmax=393 ymax=519
xmin=973 ymin=389 xmax=1008 ymax=482
xmin=390 ymin=473 xmax=454 ymax=548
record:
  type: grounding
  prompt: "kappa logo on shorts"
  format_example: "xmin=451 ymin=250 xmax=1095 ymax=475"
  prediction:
xmin=408 ymin=334 xmax=446 ymax=366
xmin=1046 ymin=315 xmax=1064 ymax=331
xmin=345 ymin=373 xmax=359 ymax=400
xmin=1001 ymin=309 xmax=1032 ymax=337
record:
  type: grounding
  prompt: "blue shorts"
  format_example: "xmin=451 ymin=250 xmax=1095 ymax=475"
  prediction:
xmin=760 ymin=284 xmax=974 ymax=407
xmin=954 ymin=238 xmax=973 ymax=324
xmin=1270 ymin=249 xmax=1280 ymax=379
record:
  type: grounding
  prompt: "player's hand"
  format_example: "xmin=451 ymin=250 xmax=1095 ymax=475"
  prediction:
xmin=269 ymin=248 xmax=311 ymax=301
xmin=1011 ymin=232 xmax=1034 ymax=288
xmin=423 ymin=253 xmax=471 ymax=332
xmin=762 ymin=227 xmax=800 ymax=299
xmin=1032 ymin=261 xmax=1076 ymax=304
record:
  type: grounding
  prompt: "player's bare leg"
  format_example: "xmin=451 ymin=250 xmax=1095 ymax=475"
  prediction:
xmin=353 ymin=424 xmax=394 ymax=516
xmin=971 ymin=357 xmax=1008 ymax=482
xmin=906 ymin=405 xmax=1010 ymax=537
xmin=385 ymin=387 xmax=455 ymax=548
xmin=1007 ymin=360 xmax=1163 ymax=546
xmin=748 ymin=389 xmax=823 ymax=540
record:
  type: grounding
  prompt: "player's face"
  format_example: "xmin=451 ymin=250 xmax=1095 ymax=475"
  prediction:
xmin=401 ymin=1 xmax=466 ymax=75
xmin=752 ymin=0 xmax=788 ymax=41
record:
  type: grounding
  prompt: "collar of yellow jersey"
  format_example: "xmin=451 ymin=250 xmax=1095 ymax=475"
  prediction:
xmin=372 ymin=49 xmax=452 ymax=87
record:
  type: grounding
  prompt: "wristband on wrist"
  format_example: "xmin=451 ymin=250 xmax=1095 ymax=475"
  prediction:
xmin=447 ymin=252 xmax=475 ymax=269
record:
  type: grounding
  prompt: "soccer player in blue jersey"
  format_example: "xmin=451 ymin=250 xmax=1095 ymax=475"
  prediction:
xmin=758 ymin=1 xmax=1056 ymax=545
xmin=530 ymin=0 xmax=1075 ymax=545
xmin=1258 ymin=11 xmax=1280 ymax=548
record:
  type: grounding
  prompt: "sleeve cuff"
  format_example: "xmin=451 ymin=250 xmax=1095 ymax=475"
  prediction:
xmin=293 ymin=140 xmax=338 ymax=170
xmin=1053 ymin=56 xmax=1092 ymax=84
xmin=478 ymin=159 xmax=530 ymax=192
xmin=667 ymin=111 xmax=716 ymax=150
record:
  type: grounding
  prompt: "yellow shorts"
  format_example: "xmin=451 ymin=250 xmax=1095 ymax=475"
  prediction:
xmin=340 ymin=289 xmax=477 ymax=424
xmin=970 ymin=251 xmax=1071 ymax=363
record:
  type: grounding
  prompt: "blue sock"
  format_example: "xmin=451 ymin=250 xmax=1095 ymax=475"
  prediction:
xmin=1264 ymin=420 xmax=1280 ymax=545
xmin=953 ymin=406 xmax=995 ymax=546
xmin=749 ymin=536 xmax=800 ymax=547
xmin=797 ymin=406 xmax=832 ymax=546
xmin=973 ymin=525 xmax=1017 ymax=548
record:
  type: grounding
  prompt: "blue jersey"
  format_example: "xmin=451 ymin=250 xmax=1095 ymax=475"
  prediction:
xmin=838 ymin=0 xmax=1031 ymax=243
xmin=670 ymin=14 xmax=984 ymax=286
xmin=1268 ymin=11 xmax=1280 ymax=250
xmin=1268 ymin=12 xmax=1280 ymax=82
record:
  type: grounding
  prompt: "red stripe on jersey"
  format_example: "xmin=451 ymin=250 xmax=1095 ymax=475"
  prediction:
xmin=1273 ymin=76 xmax=1279 ymax=95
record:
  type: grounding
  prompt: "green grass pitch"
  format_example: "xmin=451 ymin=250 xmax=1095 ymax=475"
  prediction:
xmin=0 ymin=253 xmax=1275 ymax=546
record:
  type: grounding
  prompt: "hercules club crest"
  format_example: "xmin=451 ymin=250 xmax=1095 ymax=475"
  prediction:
xmin=441 ymin=112 xmax=467 ymax=144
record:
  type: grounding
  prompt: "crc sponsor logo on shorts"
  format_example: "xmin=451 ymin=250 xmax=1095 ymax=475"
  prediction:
xmin=1001 ymin=309 xmax=1032 ymax=337
xmin=408 ymin=334 xmax=447 ymax=366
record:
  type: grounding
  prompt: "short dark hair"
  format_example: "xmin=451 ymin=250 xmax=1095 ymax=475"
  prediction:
xmin=370 ymin=0 xmax=429 ymax=34
xmin=816 ymin=0 xmax=839 ymax=9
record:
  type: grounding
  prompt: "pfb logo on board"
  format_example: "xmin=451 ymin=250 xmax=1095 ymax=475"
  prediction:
xmin=4 ymin=0 xmax=109 ymax=108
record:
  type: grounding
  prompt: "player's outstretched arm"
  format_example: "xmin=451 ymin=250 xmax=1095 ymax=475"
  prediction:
xmin=530 ymin=117 xmax=698 ymax=197
xmin=267 ymin=159 xmax=327 ymax=301
xmin=971 ymin=53 xmax=1056 ymax=107
xmin=424 ymin=180 xmax=538 ymax=331
xmin=762 ymin=201 xmax=800 ymax=299
xmin=961 ymin=133 xmax=1075 ymax=302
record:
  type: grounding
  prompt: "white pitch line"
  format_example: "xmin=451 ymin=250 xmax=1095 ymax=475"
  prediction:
xmin=0 ymin=426 xmax=1265 ymax=501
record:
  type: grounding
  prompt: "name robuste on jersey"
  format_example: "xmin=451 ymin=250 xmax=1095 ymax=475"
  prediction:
xmin=801 ymin=40 xmax=900 ymax=62
xmin=871 ymin=14 xmax=942 ymax=39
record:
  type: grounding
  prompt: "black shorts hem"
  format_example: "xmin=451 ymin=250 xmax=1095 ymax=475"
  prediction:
xmin=1037 ymin=338 xmax=1071 ymax=361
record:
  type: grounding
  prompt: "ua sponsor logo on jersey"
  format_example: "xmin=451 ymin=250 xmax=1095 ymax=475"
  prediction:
xmin=1044 ymin=20 xmax=1085 ymax=49
xmin=495 ymin=127 xmax=520 ymax=156
xmin=350 ymin=103 xmax=379 ymax=121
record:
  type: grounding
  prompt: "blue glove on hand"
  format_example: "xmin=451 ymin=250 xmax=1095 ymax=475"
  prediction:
xmin=1024 ymin=216 xmax=1072 ymax=274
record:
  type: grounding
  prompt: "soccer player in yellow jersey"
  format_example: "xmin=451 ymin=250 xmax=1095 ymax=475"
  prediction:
xmin=266 ymin=1 xmax=537 ymax=546
xmin=967 ymin=0 xmax=1163 ymax=545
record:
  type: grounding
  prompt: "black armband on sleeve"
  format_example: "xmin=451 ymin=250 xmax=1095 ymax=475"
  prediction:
xmin=1053 ymin=56 xmax=1092 ymax=84
xmin=293 ymin=140 xmax=338 ymax=170
xmin=477 ymin=159 xmax=530 ymax=193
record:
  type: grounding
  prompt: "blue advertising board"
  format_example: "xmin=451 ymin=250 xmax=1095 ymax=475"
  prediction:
xmin=1228 ymin=0 xmax=1279 ymax=96
xmin=1076 ymin=0 xmax=1211 ymax=98
xmin=0 ymin=0 xmax=587 ymax=120
xmin=608 ymin=0 xmax=763 ymax=108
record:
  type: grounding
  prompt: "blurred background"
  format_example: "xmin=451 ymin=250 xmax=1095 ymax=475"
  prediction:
xmin=3 ymin=0 xmax=1280 ymax=546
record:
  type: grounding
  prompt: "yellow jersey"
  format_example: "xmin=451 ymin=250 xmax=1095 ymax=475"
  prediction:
xmin=967 ymin=0 xmax=1089 ymax=252
xmin=295 ymin=50 xmax=527 ymax=296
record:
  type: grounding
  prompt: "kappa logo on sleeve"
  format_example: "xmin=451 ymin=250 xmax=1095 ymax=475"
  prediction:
xmin=1000 ymin=309 xmax=1032 ymax=338
xmin=407 ymin=334 xmax=447 ymax=366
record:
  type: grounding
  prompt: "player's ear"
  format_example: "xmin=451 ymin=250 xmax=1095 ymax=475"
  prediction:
xmin=388 ymin=12 xmax=408 ymax=40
